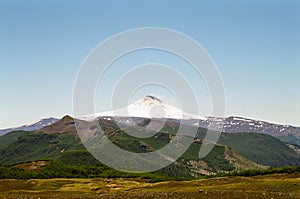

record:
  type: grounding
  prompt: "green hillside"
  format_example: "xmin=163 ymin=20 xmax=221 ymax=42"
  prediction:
xmin=0 ymin=128 xmax=263 ymax=177
xmin=277 ymin=135 xmax=300 ymax=147
xmin=218 ymin=132 xmax=300 ymax=167
xmin=1 ymin=117 xmax=299 ymax=177
xmin=0 ymin=130 xmax=27 ymax=147
xmin=0 ymin=132 xmax=84 ymax=165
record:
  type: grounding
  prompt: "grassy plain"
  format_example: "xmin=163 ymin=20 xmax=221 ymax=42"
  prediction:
xmin=0 ymin=173 xmax=299 ymax=199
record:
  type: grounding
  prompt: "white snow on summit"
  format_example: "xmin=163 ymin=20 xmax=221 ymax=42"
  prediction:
xmin=81 ymin=95 xmax=206 ymax=121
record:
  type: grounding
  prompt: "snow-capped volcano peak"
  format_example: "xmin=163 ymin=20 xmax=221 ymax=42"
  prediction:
xmin=81 ymin=95 xmax=206 ymax=120
xmin=142 ymin=95 xmax=162 ymax=102
xmin=126 ymin=95 xmax=182 ymax=119
xmin=132 ymin=95 xmax=163 ymax=107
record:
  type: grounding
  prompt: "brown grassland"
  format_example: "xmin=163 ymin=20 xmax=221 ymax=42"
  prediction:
xmin=0 ymin=173 xmax=299 ymax=199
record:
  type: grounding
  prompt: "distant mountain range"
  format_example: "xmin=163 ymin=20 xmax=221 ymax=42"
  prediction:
xmin=2 ymin=96 xmax=299 ymax=141
xmin=81 ymin=95 xmax=300 ymax=146
xmin=0 ymin=117 xmax=59 ymax=136
xmin=0 ymin=116 xmax=267 ymax=176
xmin=198 ymin=116 xmax=300 ymax=146
xmin=0 ymin=96 xmax=299 ymax=176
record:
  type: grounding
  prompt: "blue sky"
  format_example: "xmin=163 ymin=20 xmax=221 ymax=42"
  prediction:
xmin=0 ymin=0 xmax=299 ymax=128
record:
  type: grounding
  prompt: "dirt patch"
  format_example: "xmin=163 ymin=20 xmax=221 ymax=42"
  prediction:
xmin=14 ymin=160 xmax=50 ymax=172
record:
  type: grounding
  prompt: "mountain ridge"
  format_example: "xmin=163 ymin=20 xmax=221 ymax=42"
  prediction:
xmin=1 ymin=114 xmax=300 ymax=167
xmin=1 ymin=95 xmax=299 ymax=173
xmin=0 ymin=118 xmax=268 ymax=176
xmin=0 ymin=117 xmax=59 ymax=136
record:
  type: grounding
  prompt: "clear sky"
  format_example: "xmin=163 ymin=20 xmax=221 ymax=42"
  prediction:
xmin=0 ymin=0 xmax=299 ymax=128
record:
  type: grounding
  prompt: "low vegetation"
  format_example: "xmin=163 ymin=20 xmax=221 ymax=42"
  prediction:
xmin=0 ymin=173 xmax=299 ymax=199
xmin=0 ymin=156 xmax=299 ymax=181
xmin=218 ymin=132 xmax=300 ymax=167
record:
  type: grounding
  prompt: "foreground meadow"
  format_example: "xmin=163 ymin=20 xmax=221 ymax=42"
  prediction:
xmin=0 ymin=173 xmax=299 ymax=199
